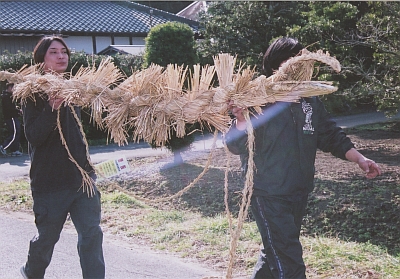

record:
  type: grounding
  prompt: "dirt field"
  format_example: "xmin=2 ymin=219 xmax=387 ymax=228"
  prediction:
xmin=104 ymin=121 xmax=400 ymax=257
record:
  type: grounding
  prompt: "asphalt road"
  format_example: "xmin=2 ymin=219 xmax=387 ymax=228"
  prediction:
xmin=0 ymin=110 xmax=399 ymax=279
xmin=0 ymin=210 xmax=220 ymax=279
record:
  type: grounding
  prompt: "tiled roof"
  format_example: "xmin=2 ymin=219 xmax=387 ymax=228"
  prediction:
xmin=0 ymin=1 xmax=198 ymax=35
xmin=98 ymin=45 xmax=145 ymax=55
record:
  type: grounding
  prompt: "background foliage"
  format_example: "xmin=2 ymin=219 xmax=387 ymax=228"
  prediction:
xmin=143 ymin=21 xmax=198 ymax=68
xmin=197 ymin=1 xmax=400 ymax=115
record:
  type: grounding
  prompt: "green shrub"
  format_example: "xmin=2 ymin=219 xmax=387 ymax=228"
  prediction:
xmin=143 ymin=22 xmax=198 ymax=68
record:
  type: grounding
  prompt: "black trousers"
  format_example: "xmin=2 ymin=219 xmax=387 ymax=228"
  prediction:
xmin=24 ymin=187 xmax=105 ymax=279
xmin=250 ymin=194 xmax=308 ymax=279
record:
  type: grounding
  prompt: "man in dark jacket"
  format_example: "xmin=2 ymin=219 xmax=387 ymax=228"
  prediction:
xmin=1 ymin=82 xmax=22 ymax=156
xmin=20 ymin=36 xmax=105 ymax=279
xmin=226 ymin=37 xmax=381 ymax=279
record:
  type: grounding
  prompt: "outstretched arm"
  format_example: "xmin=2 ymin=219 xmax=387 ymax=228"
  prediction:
xmin=345 ymin=148 xmax=381 ymax=179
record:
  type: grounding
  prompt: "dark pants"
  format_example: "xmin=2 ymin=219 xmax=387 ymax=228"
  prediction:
xmin=250 ymin=195 xmax=308 ymax=279
xmin=24 ymin=187 xmax=105 ymax=279
xmin=2 ymin=117 xmax=21 ymax=152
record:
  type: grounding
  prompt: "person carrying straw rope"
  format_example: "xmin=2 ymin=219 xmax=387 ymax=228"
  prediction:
xmin=225 ymin=37 xmax=381 ymax=279
xmin=20 ymin=36 xmax=105 ymax=279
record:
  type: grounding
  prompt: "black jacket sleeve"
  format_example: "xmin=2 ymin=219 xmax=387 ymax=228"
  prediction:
xmin=315 ymin=98 xmax=354 ymax=160
xmin=225 ymin=120 xmax=249 ymax=155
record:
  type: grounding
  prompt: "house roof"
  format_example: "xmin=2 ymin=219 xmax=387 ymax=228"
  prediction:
xmin=97 ymin=45 xmax=145 ymax=55
xmin=0 ymin=1 xmax=199 ymax=36
xmin=177 ymin=1 xmax=207 ymax=21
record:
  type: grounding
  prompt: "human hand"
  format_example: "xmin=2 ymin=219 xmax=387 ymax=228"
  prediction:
xmin=228 ymin=100 xmax=247 ymax=130
xmin=345 ymin=148 xmax=382 ymax=179
xmin=357 ymin=159 xmax=382 ymax=179
xmin=49 ymin=97 xmax=65 ymax=110
xmin=228 ymin=100 xmax=246 ymax=122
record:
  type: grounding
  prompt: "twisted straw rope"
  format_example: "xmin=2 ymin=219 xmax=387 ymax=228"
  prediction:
xmin=225 ymin=111 xmax=255 ymax=279
xmin=57 ymin=106 xmax=95 ymax=196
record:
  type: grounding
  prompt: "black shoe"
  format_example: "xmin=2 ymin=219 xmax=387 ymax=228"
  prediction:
xmin=11 ymin=150 xmax=23 ymax=156
xmin=20 ymin=265 xmax=29 ymax=279
xmin=0 ymin=145 xmax=6 ymax=156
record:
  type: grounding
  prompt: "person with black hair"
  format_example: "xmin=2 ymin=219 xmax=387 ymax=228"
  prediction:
xmin=1 ymin=82 xmax=22 ymax=156
xmin=225 ymin=37 xmax=381 ymax=279
xmin=20 ymin=36 xmax=105 ymax=279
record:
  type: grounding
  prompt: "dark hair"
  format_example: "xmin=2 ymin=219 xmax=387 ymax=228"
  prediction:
xmin=262 ymin=37 xmax=303 ymax=77
xmin=33 ymin=36 xmax=71 ymax=64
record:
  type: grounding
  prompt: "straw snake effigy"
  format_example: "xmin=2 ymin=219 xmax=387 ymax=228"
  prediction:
xmin=0 ymin=49 xmax=341 ymax=278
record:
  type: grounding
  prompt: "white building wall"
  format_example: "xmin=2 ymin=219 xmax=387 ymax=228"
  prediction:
xmin=62 ymin=35 xmax=146 ymax=54
xmin=114 ymin=37 xmax=129 ymax=45
xmin=96 ymin=36 xmax=112 ymax=54
xmin=131 ymin=37 xmax=146 ymax=45
xmin=63 ymin=36 xmax=93 ymax=53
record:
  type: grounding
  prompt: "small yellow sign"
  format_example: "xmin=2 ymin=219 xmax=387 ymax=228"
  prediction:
xmin=95 ymin=156 xmax=130 ymax=179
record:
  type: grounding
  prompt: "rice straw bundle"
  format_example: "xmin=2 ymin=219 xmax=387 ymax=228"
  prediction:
xmin=101 ymin=49 xmax=341 ymax=147
xmin=102 ymin=64 xmax=164 ymax=145
xmin=270 ymin=48 xmax=341 ymax=82
xmin=0 ymin=64 xmax=38 ymax=84
xmin=106 ymin=63 xmax=219 ymax=146
xmin=216 ymin=50 xmax=340 ymax=114
xmin=158 ymin=64 xmax=188 ymax=140
xmin=61 ymin=57 xmax=124 ymax=126
xmin=133 ymin=64 xmax=188 ymax=146
xmin=182 ymin=66 xmax=213 ymax=123
xmin=1 ymin=58 xmax=123 ymax=111
xmin=183 ymin=64 xmax=229 ymax=132
xmin=0 ymin=65 xmax=67 ymax=103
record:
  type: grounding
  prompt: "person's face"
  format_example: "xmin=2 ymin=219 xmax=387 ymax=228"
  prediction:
xmin=43 ymin=40 xmax=69 ymax=74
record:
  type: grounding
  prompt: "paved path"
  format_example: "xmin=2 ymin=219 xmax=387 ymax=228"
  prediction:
xmin=331 ymin=110 xmax=400 ymax=128
xmin=0 ymin=211 xmax=221 ymax=279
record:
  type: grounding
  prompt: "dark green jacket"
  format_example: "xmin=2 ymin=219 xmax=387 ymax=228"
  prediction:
xmin=225 ymin=97 xmax=354 ymax=196
xmin=22 ymin=95 xmax=95 ymax=192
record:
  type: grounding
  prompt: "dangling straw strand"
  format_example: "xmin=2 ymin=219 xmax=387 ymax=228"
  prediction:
xmin=69 ymin=106 xmax=97 ymax=173
xmin=225 ymin=110 xmax=255 ymax=279
xmin=57 ymin=107 xmax=95 ymax=196
xmin=223 ymin=143 xmax=234 ymax=237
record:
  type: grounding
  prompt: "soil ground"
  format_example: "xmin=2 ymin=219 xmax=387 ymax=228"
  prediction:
xmin=100 ymin=120 xmax=400 ymax=272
